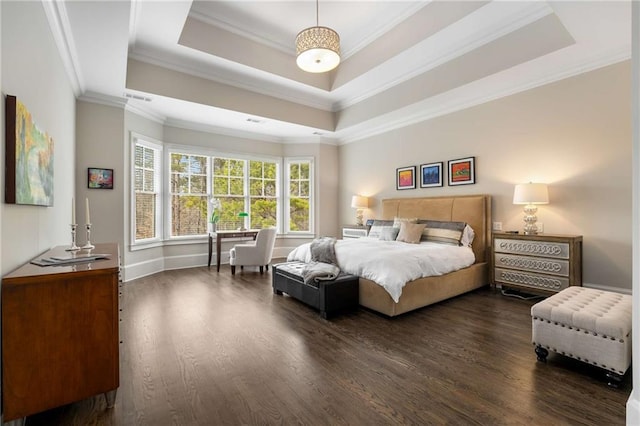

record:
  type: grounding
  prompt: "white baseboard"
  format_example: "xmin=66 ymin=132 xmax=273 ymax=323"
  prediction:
xmin=583 ymin=282 xmax=632 ymax=295
xmin=627 ymin=390 xmax=640 ymax=425
xmin=123 ymin=246 xmax=299 ymax=282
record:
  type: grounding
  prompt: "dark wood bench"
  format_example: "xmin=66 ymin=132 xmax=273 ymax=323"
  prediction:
xmin=272 ymin=261 xmax=359 ymax=319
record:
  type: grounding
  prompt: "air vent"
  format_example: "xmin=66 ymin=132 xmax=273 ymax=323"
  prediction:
xmin=123 ymin=93 xmax=152 ymax=102
xmin=313 ymin=131 xmax=324 ymax=136
xmin=246 ymin=118 xmax=262 ymax=124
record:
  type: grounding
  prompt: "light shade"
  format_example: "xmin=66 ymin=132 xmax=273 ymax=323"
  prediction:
xmin=513 ymin=183 xmax=549 ymax=205
xmin=296 ymin=26 xmax=341 ymax=73
xmin=351 ymin=195 xmax=368 ymax=209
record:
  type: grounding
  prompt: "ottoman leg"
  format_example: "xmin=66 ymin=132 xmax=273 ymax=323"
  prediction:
xmin=606 ymin=371 xmax=624 ymax=388
xmin=535 ymin=345 xmax=549 ymax=362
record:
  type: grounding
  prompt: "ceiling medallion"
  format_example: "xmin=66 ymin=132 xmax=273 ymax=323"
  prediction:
xmin=295 ymin=1 xmax=340 ymax=73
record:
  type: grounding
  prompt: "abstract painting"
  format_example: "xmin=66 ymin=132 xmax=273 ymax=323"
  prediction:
xmin=448 ymin=157 xmax=475 ymax=186
xmin=5 ymin=95 xmax=54 ymax=206
xmin=88 ymin=168 xmax=114 ymax=189
xmin=396 ymin=166 xmax=416 ymax=190
xmin=420 ymin=162 xmax=443 ymax=188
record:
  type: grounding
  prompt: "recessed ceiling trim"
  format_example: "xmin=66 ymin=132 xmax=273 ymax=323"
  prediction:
xmin=334 ymin=1 xmax=555 ymax=110
xmin=78 ymin=91 xmax=128 ymax=108
xmin=129 ymin=50 xmax=335 ymax=111
xmin=164 ymin=117 xmax=285 ymax=144
xmin=189 ymin=9 xmax=294 ymax=55
xmin=128 ymin=0 xmax=142 ymax=48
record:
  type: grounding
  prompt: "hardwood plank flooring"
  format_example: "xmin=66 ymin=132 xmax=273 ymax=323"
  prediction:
xmin=27 ymin=265 xmax=630 ymax=425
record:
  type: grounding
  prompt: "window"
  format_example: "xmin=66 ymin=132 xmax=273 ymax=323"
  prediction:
xmin=212 ymin=157 xmax=246 ymax=231
xmin=170 ymin=153 xmax=208 ymax=236
xmin=249 ymin=160 xmax=278 ymax=229
xmin=286 ymin=158 xmax=313 ymax=233
xmin=133 ymin=137 xmax=162 ymax=243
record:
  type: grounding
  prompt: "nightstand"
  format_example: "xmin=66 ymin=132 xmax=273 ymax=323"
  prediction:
xmin=341 ymin=225 xmax=368 ymax=239
xmin=492 ymin=232 xmax=582 ymax=294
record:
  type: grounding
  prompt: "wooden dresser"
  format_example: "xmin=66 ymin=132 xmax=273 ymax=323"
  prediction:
xmin=492 ymin=232 xmax=582 ymax=294
xmin=2 ymin=243 xmax=120 ymax=421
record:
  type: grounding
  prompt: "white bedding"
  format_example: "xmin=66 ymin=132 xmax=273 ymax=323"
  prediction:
xmin=287 ymin=238 xmax=475 ymax=303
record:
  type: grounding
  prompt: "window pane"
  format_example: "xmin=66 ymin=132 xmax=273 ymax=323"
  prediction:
xmin=134 ymin=168 xmax=143 ymax=191
xmin=264 ymin=180 xmax=276 ymax=197
xmin=229 ymin=159 xmax=244 ymax=176
xmin=136 ymin=193 xmax=156 ymax=239
xmin=249 ymin=161 xmax=262 ymax=178
xmin=230 ymin=178 xmax=244 ymax=195
xmin=143 ymin=170 xmax=154 ymax=192
xmin=289 ymin=197 xmax=310 ymax=232
xmin=190 ymin=156 xmax=207 ymax=174
xmin=216 ymin=197 xmax=245 ymax=231
xmin=171 ymin=195 xmax=207 ymax=236
xmin=250 ymin=198 xmax=277 ymax=229
xmin=191 ymin=175 xmax=207 ymax=194
xmin=214 ymin=158 xmax=228 ymax=175
xmin=300 ymin=181 xmax=309 ymax=197
xmin=171 ymin=173 xmax=189 ymax=193
xmin=264 ymin=162 xmax=276 ymax=179
xmin=250 ymin=178 xmax=263 ymax=196
xmin=300 ymin=163 xmax=309 ymax=178
xmin=135 ymin=146 xmax=143 ymax=168
xmin=290 ymin=181 xmax=299 ymax=196
xmin=290 ymin=163 xmax=299 ymax=179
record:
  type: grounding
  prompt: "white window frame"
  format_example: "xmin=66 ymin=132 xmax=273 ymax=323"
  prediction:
xmin=130 ymin=133 xmax=163 ymax=248
xmin=284 ymin=157 xmax=314 ymax=235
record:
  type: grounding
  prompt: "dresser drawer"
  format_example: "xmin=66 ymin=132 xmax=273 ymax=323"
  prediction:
xmin=494 ymin=238 xmax=570 ymax=259
xmin=494 ymin=253 xmax=569 ymax=277
xmin=494 ymin=267 xmax=570 ymax=292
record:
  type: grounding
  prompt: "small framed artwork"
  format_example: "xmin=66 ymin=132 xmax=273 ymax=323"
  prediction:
xmin=88 ymin=167 xmax=114 ymax=189
xmin=448 ymin=157 xmax=475 ymax=186
xmin=396 ymin=166 xmax=416 ymax=190
xmin=420 ymin=162 xmax=443 ymax=188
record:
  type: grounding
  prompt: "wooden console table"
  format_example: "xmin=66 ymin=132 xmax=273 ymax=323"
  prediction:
xmin=208 ymin=229 xmax=259 ymax=272
xmin=2 ymin=243 xmax=120 ymax=422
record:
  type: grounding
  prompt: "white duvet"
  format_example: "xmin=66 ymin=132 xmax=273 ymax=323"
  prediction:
xmin=287 ymin=238 xmax=475 ymax=303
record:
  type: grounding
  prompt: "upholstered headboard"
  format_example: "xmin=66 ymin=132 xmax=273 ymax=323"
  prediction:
xmin=381 ymin=195 xmax=492 ymax=264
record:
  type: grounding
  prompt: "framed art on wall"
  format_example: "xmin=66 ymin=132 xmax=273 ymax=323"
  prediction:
xmin=448 ymin=157 xmax=475 ymax=186
xmin=5 ymin=95 xmax=54 ymax=206
xmin=396 ymin=166 xmax=416 ymax=190
xmin=88 ymin=167 xmax=114 ymax=189
xmin=420 ymin=162 xmax=443 ymax=188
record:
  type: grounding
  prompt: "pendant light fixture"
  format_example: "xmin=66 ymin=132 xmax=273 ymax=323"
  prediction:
xmin=295 ymin=0 xmax=340 ymax=73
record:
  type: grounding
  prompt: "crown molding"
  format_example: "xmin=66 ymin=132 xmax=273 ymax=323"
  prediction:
xmin=77 ymin=91 xmax=128 ymax=108
xmin=41 ymin=0 xmax=84 ymax=96
xmin=128 ymin=0 xmax=142 ymax=48
xmin=163 ymin=117 xmax=285 ymax=144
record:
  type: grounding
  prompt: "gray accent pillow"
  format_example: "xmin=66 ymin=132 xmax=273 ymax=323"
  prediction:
xmin=367 ymin=220 xmax=394 ymax=238
xmin=417 ymin=220 xmax=466 ymax=245
xmin=379 ymin=227 xmax=400 ymax=241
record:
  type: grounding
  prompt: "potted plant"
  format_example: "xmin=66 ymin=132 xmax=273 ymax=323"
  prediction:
xmin=209 ymin=198 xmax=221 ymax=232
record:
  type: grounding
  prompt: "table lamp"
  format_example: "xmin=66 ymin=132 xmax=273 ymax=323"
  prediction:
xmin=351 ymin=195 xmax=369 ymax=226
xmin=513 ymin=183 xmax=549 ymax=235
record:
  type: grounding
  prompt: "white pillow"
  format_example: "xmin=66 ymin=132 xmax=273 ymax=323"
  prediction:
xmin=460 ymin=224 xmax=475 ymax=247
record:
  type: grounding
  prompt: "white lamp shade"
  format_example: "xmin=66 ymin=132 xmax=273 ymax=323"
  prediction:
xmin=351 ymin=195 xmax=368 ymax=209
xmin=513 ymin=183 xmax=549 ymax=205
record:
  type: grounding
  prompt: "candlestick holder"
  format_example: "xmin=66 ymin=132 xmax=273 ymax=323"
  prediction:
xmin=82 ymin=223 xmax=95 ymax=250
xmin=66 ymin=224 xmax=81 ymax=251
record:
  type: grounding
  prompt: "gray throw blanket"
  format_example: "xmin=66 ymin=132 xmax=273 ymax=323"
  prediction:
xmin=301 ymin=237 xmax=340 ymax=284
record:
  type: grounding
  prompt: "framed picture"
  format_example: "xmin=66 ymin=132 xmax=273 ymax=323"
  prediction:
xmin=5 ymin=95 xmax=54 ymax=206
xmin=88 ymin=167 xmax=114 ymax=189
xmin=396 ymin=166 xmax=416 ymax=190
xmin=448 ymin=157 xmax=475 ymax=186
xmin=420 ymin=162 xmax=443 ymax=188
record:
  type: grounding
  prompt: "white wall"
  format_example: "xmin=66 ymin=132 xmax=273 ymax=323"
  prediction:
xmin=1 ymin=1 xmax=76 ymax=275
xmin=339 ymin=61 xmax=632 ymax=291
xmin=76 ymin=101 xmax=125 ymax=255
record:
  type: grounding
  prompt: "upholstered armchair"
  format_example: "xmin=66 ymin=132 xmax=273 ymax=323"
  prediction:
xmin=229 ymin=227 xmax=277 ymax=275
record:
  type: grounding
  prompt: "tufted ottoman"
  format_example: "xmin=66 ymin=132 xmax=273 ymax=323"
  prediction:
xmin=531 ymin=286 xmax=632 ymax=387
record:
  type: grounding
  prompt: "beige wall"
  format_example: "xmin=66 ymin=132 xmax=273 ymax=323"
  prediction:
xmin=339 ymin=61 xmax=632 ymax=290
xmin=1 ymin=1 xmax=76 ymax=275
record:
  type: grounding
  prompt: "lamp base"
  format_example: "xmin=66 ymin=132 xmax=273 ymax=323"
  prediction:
xmin=522 ymin=204 xmax=539 ymax=235
xmin=355 ymin=209 xmax=364 ymax=226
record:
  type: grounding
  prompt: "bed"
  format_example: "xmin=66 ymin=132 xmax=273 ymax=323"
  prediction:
xmin=289 ymin=194 xmax=492 ymax=316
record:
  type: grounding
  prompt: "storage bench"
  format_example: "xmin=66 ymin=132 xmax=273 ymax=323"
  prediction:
xmin=531 ymin=286 xmax=632 ymax=387
xmin=272 ymin=261 xmax=359 ymax=319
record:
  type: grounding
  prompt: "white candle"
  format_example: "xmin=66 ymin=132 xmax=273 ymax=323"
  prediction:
xmin=85 ymin=198 xmax=91 ymax=224
xmin=72 ymin=197 xmax=75 ymax=224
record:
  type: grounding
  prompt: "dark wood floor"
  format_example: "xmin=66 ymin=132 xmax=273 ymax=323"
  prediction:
xmin=27 ymin=265 xmax=630 ymax=425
